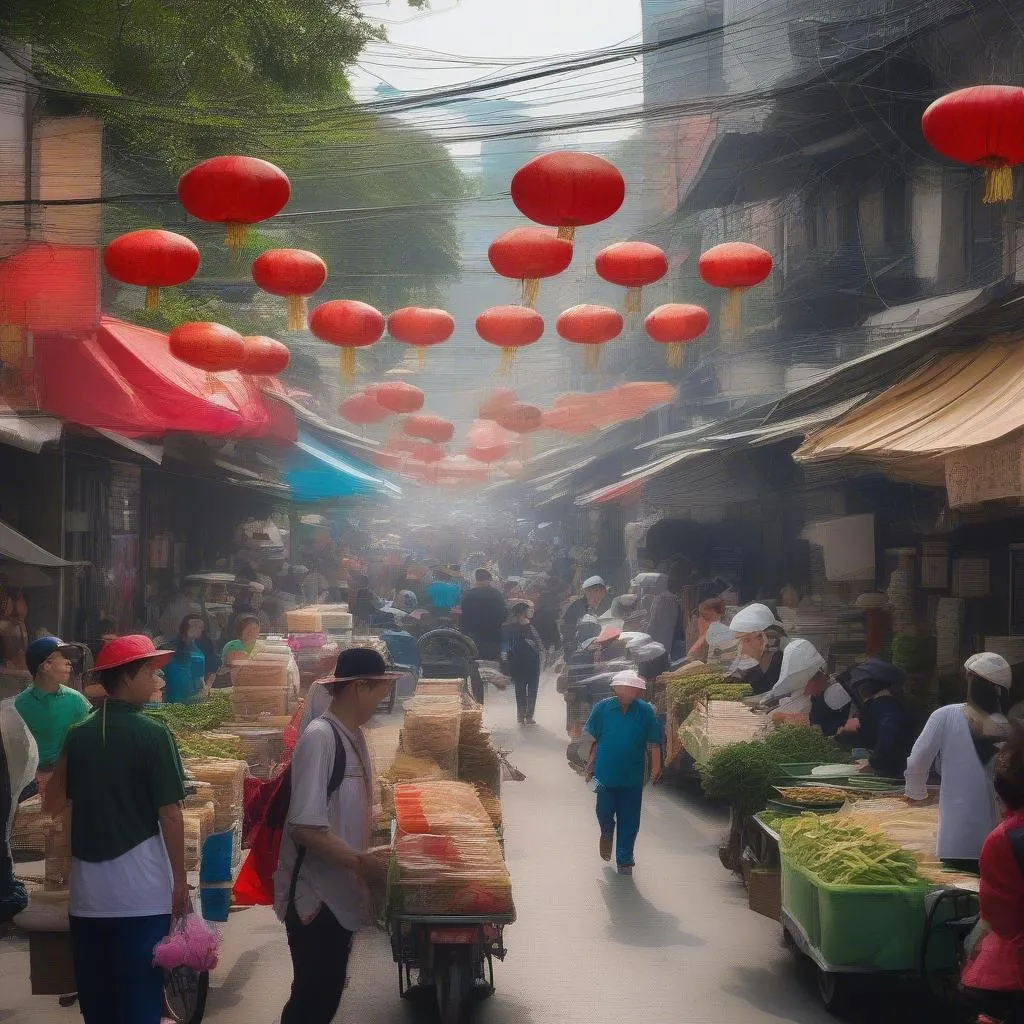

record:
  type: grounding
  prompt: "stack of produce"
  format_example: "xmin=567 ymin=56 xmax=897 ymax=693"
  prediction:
xmin=400 ymin=695 xmax=461 ymax=776
xmin=145 ymin=693 xmax=232 ymax=735
xmin=175 ymin=731 xmax=245 ymax=760
xmin=415 ymin=679 xmax=463 ymax=697
xmin=457 ymin=699 xmax=501 ymax=794
xmin=286 ymin=606 xmax=323 ymax=633
xmin=182 ymin=801 xmax=216 ymax=872
xmin=230 ymin=638 xmax=298 ymax=720
xmin=184 ymin=757 xmax=246 ymax=833
xmin=657 ymin=664 xmax=751 ymax=764
xmin=678 ymin=699 xmax=766 ymax=765
xmin=318 ymin=604 xmax=353 ymax=631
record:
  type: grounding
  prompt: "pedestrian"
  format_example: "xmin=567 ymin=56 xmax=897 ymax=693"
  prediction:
xmin=42 ymin=635 xmax=187 ymax=1024
xmin=584 ymin=669 xmax=663 ymax=876
xmin=560 ymin=576 xmax=612 ymax=661
xmin=273 ymin=647 xmax=396 ymax=1024
xmin=501 ymin=601 xmax=542 ymax=726
xmin=162 ymin=615 xmax=207 ymax=705
xmin=460 ymin=568 xmax=507 ymax=661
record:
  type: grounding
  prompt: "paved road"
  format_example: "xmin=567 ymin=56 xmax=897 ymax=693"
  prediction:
xmin=3 ymin=674 xmax=956 ymax=1023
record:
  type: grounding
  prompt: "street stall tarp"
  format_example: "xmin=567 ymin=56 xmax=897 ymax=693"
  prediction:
xmin=285 ymin=432 xmax=401 ymax=502
xmin=34 ymin=316 xmax=291 ymax=440
xmin=0 ymin=519 xmax=71 ymax=567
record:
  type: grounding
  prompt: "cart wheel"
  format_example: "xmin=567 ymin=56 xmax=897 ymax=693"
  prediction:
xmin=435 ymin=949 xmax=468 ymax=1024
xmin=163 ymin=968 xmax=209 ymax=1024
xmin=816 ymin=968 xmax=851 ymax=1014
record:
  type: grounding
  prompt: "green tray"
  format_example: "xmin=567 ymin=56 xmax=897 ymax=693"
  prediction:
xmin=766 ymin=798 xmax=841 ymax=817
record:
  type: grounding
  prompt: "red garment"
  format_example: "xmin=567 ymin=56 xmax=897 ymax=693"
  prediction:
xmin=963 ymin=809 xmax=1024 ymax=991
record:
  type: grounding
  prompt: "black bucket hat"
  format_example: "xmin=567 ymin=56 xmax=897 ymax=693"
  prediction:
xmin=321 ymin=646 xmax=401 ymax=685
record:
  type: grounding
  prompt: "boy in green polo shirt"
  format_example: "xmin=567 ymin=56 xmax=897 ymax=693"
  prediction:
xmin=14 ymin=636 xmax=90 ymax=773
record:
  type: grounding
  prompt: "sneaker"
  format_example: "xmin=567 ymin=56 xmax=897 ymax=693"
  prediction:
xmin=599 ymin=834 xmax=613 ymax=861
xmin=617 ymin=864 xmax=633 ymax=876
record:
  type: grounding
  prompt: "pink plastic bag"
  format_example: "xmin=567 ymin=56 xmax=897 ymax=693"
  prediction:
xmin=153 ymin=914 xmax=219 ymax=972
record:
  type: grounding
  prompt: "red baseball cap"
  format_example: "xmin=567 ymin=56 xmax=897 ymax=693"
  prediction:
xmin=93 ymin=635 xmax=174 ymax=672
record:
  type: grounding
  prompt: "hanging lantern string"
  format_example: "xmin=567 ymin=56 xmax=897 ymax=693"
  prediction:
xmin=984 ymin=161 xmax=1014 ymax=204
xmin=521 ymin=278 xmax=540 ymax=308
xmin=340 ymin=348 xmax=357 ymax=382
xmin=557 ymin=226 xmax=576 ymax=242
xmin=288 ymin=295 xmax=307 ymax=332
xmin=720 ymin=288 xmax=744 ymax=342
xmin=145 ymin=287 xmax=160 ymax=311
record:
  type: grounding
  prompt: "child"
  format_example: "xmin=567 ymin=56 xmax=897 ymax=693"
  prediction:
xmin=501 ymin=601 xmax=542 ymax=726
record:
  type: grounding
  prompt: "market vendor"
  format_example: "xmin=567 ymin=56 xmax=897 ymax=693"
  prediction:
xmin=833 ymin=658 xmax=915 ymax=777
xmin=560 ymin=576 xmax=612 ymax=660
xmin=725 ymin=603 xmax=787 ymax=695
xmin=758 ymin=638 xmax=824 ymax=719
xmin=14 ymin=636 xmax=89 ymax=778
xmin=221 ymin=615 xmax=261 ymax=666
xmin=904 ymin=653 xmax=1014 ymax=870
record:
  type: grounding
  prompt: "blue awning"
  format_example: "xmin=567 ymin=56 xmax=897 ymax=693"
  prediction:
xmin=285 ymin=432 xmax=401 ymax=503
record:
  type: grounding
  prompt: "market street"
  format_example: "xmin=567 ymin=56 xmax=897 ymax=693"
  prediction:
xmin=3 ymin=675 xmax=947 ymax=1024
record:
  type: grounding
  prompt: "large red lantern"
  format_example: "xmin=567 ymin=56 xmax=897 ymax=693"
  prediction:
xmin=496 ymin=403 xmax=543 ymax=435
xmin=922 ymin=86 xmax=1024 ymax=204
xmin=239 ymin=336 xmax=290 ymax=376
xmin=479 ymin=388 xmax=518 ymax=421
xmin=339 ymin=392 xmax=389 ymax=426
xmin=644 ymin=303 xmax=710 ymax=368
xmin=177 ymin=156 xmax=290 ymax=249
xmin=403 ymin=414 xmax=455 ymax=444
xmin=511 ymin=152 xmax=625 ymax=241
xmin=475 ymin=306 xmax=545 ymax=372
xmin=309 ymin=300 xmax=385 ymax=380
xmin=388 ymin=308 xmax=455 ymax=368
xmin=103 ymin=229 xmax=200 ymax=310
xmin=698 ymin=242 xmax=773 ymax=341
xmin=368 ymin=381 xmax=425 ymax=415
xmin=595 ymin=242 xmax=669 ymax=315
xmin=169 ymin=322 xmax=246 ymax=373
xmin=556 ymin=304 xmax=624 ymax=371
xmin=487 ymin=228 xmax=573 ymax=307
xmin=252 ymin=249 xmax=327 ymax=331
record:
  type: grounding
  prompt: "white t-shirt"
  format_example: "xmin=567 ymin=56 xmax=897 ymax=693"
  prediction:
xmin=273 ymin=713 xmax=373 ymax=932
xmin=70 ymin=834 xmax=173 ymax=918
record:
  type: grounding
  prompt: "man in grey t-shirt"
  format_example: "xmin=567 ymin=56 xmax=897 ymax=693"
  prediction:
xmin=273 ymin=648 xmax=397 ymax=1024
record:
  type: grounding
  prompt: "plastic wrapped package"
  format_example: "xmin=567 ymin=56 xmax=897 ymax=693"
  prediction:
xmin=400 ymin=696 xmax=462 ymax=776
xmin=393 ymin=780 xmax=492 ymax=835
xmin=415 ymin=679 xmax=463 ymax=697
xmin=317 ymin=605 xmax=353 ymax=631
xmin=287 ymin=607 xmax=323 ymax=634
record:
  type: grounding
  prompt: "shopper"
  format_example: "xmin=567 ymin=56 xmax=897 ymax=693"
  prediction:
xmin=162 ymin=615 xmax=207 ymax=705
xmin=585 ymin=669 xmax=663 ymax=876
xmin=42 ymin=635 xmax=186 ymax=1024
xmin=460 ymin=568 xmax=508 ymax=661
xmin=501 ymin=601 xmax=543 ymax=726
xmin=274 ymin=647 xmax=396 ymax=1024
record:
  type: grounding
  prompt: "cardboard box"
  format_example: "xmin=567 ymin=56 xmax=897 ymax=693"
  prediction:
xmin=29 ymin=931 xmax=76 ymax=995
xmin=748 ymin=868 xmax=782 ymax=922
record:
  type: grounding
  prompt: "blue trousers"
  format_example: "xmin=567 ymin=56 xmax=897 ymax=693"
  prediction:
xmin=70 ymin=913 xmax=171 ymax=1024
xmin=596 ymin=785 xmax=643 ymax=867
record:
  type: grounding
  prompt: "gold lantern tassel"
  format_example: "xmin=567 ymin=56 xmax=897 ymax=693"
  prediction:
xmin=340 ymin=348 xmax=356 ymax=382
xmin=521 ymin=278 xmax=540 ymax=309
xmin=624 ymin=286 xmax=642 ymax=315
xmin=287 ymin=295 xmax=307 ymax=332
xmin=584 ymin=345 xmax=600 ymax=372
xmin=145 ymin=286 xmax=160 ymax=311
xmin=225 ymin=222 xmax=249 ymax=249
xmin=500 ymin=347 xmax=517 ymax=374
xmin=720 ymin=288 xmax=744 ymax=343
xmin=983 ymin=164 xmax=1015 ymax=204
xmin=666 ymin=343 xmax=684 ymax=370
xmin=417 ymin=348 xmax=427 ymax=370
xmin=557 ymin=226 xmax=576 ymax=242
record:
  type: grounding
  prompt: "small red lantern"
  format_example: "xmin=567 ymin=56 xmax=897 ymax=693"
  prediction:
xmin=309 ymin=300 xmax=385 ymax=380
xmin=339 ymin=392 xmax=389 ymax=426
xmin=644 ymin=303 xmax=710 ymax=368
xmin=103 ymin=229 xmax=200 ymax=310
xmin=177 ymin=156 xmax=290 ymax=249
xmin=922 ymin=86 xmax=1024 ymax=204
xmin=369 ymin=381 xmax=425 ymax=415
xmin=496 ymin=403 xmax=543 ymax=435
xmin=403 ymin=414 xmax=455 ymax=444
xmin=388 ymin=308 xmax=455 ymax=369
xmin=698 ymin=242 xmax=773 ymax=341
xmin=239 ymin=336 xmax=290 ymax=375
xmin=479 ymin=388 xmax=518 ymax=421
xmin=252 ymin=249 xmax=327 ymax=331
xmin=595 ymin=242 xmax=669 ymax=315
xmin=476 ymin=306 xmax=545 ymax=372
xmin=555 ymin=304 xmax=624 ymax=371
xmin=465 ymin=419 xmax=514 ymax=464
xmin=488 ymin=228 xmax=573 ymax=307
xmin=169 ymin=322 xmax=246 ymax=372
xmin=511 ymin=152 xmax=625 ymax=241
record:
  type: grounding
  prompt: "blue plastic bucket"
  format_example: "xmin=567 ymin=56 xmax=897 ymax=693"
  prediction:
xmin=200 ymin=884 xmax=231 ymax=923
xmin=200 ymin=829 xmax=235 ymax=883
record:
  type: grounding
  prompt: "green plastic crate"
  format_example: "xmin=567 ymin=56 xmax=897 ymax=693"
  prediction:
xmin=781 ymin=855 xmax=957 ymax=972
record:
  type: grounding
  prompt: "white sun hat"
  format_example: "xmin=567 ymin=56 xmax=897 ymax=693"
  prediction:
xmin=610 ymin=669 xmax=647 ymax=691
xmin=768 ymin=639 xmax=827 ymax=699
xmin=729 ymin=602 xmax=782 ymax=634
xmin=965 ymin=652 xmax=1013 ymax=690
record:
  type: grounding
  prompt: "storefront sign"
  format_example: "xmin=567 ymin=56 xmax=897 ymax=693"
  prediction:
xmin=945 ymin=435 xmax=1024 ymax=507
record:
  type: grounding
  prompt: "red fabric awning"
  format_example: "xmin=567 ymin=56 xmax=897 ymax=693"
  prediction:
xmin=0 ymin=244 xmax=100 ymax=333
xmin=35 ymin=315 xmax=295 ymax=440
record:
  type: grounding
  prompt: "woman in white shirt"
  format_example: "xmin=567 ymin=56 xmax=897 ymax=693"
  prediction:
xmin=904 ymin=652 xmax=1014 ymax=871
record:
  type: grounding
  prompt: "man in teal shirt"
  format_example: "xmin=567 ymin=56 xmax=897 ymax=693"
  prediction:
xmin=584 ymin=670 xmax=663 ymax=876
xmin=15 ymin=636 xmax=90 ymax=772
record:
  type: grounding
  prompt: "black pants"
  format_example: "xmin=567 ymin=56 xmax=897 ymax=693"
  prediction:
xmin=513 ymin=673 xmax=539 ymax=721
xmin=282 ymin=904 xmax=353 ymax=1024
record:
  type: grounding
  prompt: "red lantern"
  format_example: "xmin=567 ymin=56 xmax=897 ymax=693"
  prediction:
xmin=465 ymin=419 xmax=514 ymax=464
xmin=388 ymin=308 xmax=455 ymax=368
xmin=239 ymin=336 xmax=290 ymax=375
xmin=496 ymin=403 xmax=543 ymax=435
xmin=403 ymin=414 xmax=455 ymax=444
xmin=556 ymin=304 xmax=624 ymax=371
xmin=488 ymin=228 xmax=573 ymax=307
xmin=387 ymin=436 xmax=445 ymax=464
xmin=644 ymin=303 xmax=709 ymax=368
xmin=252 ymin=249 xmax=327 ymax=331
xmin=922 ymin=86 xmax=1024 ymax=204
xmin=475 ymin=306 xmax=545 ymax=372
xmin=339 ymin=392 xmax=389 ymax=426
xmin=103 ymin=229 xmax=200 ymax=310
xmin=369 ymin=381 xmax=425 ymax=415
xmin=511 ymin=152 xmax=625 ymax=241
xmin=169 ymin=322 xmax=246 ymax=372
xmin=698 ymin=242 xmax=773 ymax=341
xmin=479 ymin=388 xmax=518 ymax=420
xmin=309 ymin=300 xmax=385 ymax=380
xmin=177 ymin=156 xmax=290 ymax=249
xmin=595 ymin=242 xmax=669 ymax=315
